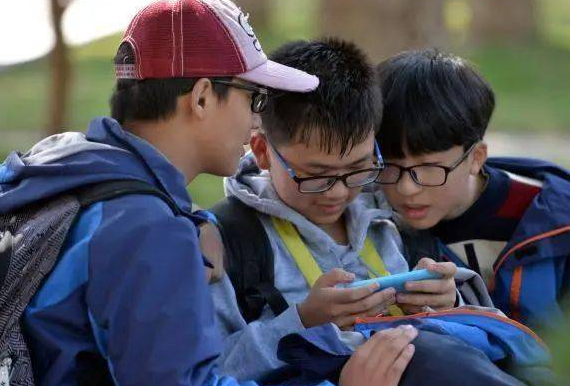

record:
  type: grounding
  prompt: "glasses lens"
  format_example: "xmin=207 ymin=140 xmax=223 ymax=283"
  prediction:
xmin=299 ymin=177 xmax=336 ymax=193
xmin=377 ymin=165 xmax=401 ymax=184
xmin=411 ymin=166 xmax=446 ymax=186
xmin=346 ymin=169 xmax=381 ymax=187
xmin=252 ymin=93 xmax=268 ymax=113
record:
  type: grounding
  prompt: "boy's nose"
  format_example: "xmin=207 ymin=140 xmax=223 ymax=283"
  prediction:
xmin=323 ymin=179 xmax=350 ymax=200
xmin=396 ymin=170 xmax=423 ymax=196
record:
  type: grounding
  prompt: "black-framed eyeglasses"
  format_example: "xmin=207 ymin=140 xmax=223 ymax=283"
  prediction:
xmin=210 ymin=79 xmax=269 ymax=113
xmin=269 ymin=140 xmax=385 ymax=194
xmin=376 ymin=142 xmax=478 ymax=187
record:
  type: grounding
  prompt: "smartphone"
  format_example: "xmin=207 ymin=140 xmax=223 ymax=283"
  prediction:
xmin=344 ymin=269 xmax=443 ymax=293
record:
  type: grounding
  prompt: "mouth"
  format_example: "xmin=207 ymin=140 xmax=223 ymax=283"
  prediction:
xmin=316 ymin=202 xmax=345 ymax=215
xmin=400 ymin=204 xmax=430 ymax=220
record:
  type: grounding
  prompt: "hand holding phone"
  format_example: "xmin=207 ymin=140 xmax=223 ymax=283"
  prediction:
xmin=344 ymin=269 xmax=443 ymax=293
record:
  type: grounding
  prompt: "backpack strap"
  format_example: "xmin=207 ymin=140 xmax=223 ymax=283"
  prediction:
xmin=75 ymin=179 xmax=182 ymax=216
xmin=209 ymin=197 xmax=288 ymax=323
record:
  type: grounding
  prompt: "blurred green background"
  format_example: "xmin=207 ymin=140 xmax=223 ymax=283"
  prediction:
xmin=1 ymin=0 xmax=569 ymax=376
xmin=1 ymin=0 xmax=570 ymax=208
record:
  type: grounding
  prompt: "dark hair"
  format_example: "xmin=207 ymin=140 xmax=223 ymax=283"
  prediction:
xmin=376 ymin=48 xmax=495 ymax=159
xmin=110 ymin=42 xmax=230 ymax=124
xmin=262 ymin=38 xmax=382 ymax=156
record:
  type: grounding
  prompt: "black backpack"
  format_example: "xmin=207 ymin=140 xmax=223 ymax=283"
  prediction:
xmin=209 ymin=197 xmax=288 ymax=323
xmin=0 ymin=180 xmax=180 ymax=386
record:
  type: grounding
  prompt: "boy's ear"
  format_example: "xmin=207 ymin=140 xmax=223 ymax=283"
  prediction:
xmin=470 ymin=141 xmax=488 ymax=175
xmin=250 ymin=132 xmax=271 ymax=170
xmin=184 ymin=78 xmax=214 ymax=120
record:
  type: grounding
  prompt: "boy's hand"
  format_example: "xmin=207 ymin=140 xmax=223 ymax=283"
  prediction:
xmin=297 ymin=269 xmax=396 ymax=329
xmin=396 ymin=258 xmax=457 ymax=314
xmin=339 ymin=325 xmax=417 ymax=386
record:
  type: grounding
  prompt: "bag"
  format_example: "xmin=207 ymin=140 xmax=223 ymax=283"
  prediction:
xmin=209 ymin=197 xmax=288 ymax=323
xmin=0 ymin=180 xmax=179 ymax=386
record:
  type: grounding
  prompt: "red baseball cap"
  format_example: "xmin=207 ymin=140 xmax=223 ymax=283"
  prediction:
xmin=115 ymin=0 xmax=319 ymax=92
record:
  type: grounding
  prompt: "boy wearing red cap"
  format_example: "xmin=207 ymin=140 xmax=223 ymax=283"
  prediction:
xmin=0 ymin=1 xmax=416 ymax=386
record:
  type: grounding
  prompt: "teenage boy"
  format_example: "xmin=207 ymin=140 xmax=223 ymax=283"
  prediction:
xmin=210 ymin=38 xmax=458 ymax=381
xmin=375 ymin=48 xmax=570 ymax=333
xmin=0 ymin=1 xmax=419 ymax=385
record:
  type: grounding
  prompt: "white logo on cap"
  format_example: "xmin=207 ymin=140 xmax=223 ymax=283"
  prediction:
xmin=238 ymin=12 xmax=262 ymax=52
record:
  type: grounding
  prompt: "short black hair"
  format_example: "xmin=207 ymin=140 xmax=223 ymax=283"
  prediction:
xmin=110 ymin=42 xmax=230 ymax=125
xmin=262 ymin=38 xmax=382 ymax=156
xmin=376 ymin=48 xmax=495 ymax=159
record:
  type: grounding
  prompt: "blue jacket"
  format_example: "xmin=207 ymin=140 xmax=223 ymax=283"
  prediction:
xmin=439 ymin=157 xmax=570 ymax=332
xmin=276 ymin=309 xmax=555 ymax=386
xmin=0 ymin=118 xmax=327 ymax=386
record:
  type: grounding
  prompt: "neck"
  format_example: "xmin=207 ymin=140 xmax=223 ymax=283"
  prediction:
xmin=319 ymin=215 xmax=349 ymax=245
xmin=451 ymin=172 xmax=487 ymax=219
xmin=123 ymin=119 xmax=202 ymax=183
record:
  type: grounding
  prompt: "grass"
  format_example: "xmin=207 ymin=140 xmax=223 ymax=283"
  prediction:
xmin=464 ymin=44 xmax=570 ymax=132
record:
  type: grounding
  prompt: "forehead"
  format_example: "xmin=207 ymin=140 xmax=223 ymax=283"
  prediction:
xmin=386 ymin=145 xmax=464 ymax=165
xmin=279 ymin=131 xmax=375 ymax=167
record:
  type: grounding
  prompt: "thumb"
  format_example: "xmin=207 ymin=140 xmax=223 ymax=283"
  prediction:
xmin=414 ymin=257 xmax=436 ymax=270
xmin=314 ymin=268 xmax=355 ymax=288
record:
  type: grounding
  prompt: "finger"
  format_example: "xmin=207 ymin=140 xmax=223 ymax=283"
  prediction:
xmin=363 ymin=302 xmax=391 ymax=318
xmin=369 ymin=325 xmax=418 ymax=376
xmin=405 ymin=278 xmax=455 ymax=294
xmin=335 ymin=314 xmax=359 ymax=329
xmin=352 ymin=327 xmax=398 ymax=360
xmin=341 ymin=287 xmax=396 ymax=314
xmin=314 ymin=268 xmax=356 ymax=288
xmin=386 ymin=344 xmax=415 ymax=385
xmin=414 ymin=257 xmax=436 ymax=270
xmin=397 ymin=292 xmax=455 ymax=308
xmin=334 ymin=282 xmax=381 ymax=304
xmin=425 ymin=261 xmax=457 ymax=279
xmin=398 ymin=303 xmax=424 ymax=315
xmin=343 ymin=303 xmax=390 ymax=324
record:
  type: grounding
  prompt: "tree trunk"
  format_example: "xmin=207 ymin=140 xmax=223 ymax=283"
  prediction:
xmin=468 ymin=0 xmax=537 ymax=45
xmin=47 ymin=0 xmax=71 ymax=136
xmin=320 ymin=0 xmax=448 ymax=62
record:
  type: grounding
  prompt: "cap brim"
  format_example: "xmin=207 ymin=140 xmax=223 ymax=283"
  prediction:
xmin=237 ymin=59 xmax=319 ymax=92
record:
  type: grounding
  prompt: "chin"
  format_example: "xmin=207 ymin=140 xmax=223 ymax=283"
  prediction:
xmin=308 ymin=211 xmax=344 ymax=226
xmin=401 ymin=215 xmax=440 ymax=230
xmin=207 ymin=160 xmax=240 ymax=177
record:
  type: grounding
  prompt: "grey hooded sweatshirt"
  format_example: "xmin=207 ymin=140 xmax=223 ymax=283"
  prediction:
xmin=210 ymin=153 xmax=409 ymax=381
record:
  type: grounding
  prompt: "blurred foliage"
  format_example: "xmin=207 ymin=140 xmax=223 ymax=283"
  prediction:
xmin=1 ymin=0 xmax=570 ymax=206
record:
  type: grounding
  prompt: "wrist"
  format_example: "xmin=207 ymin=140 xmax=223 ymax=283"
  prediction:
xmin=296 ymin=302 xmax=310 ymax=328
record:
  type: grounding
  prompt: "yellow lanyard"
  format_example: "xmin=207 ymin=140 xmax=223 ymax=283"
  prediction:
xmin=272 ymin=217 xmax=403 ymax=316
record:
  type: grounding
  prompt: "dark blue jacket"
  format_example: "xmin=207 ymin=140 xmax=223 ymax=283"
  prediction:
xmin=442 ymin=157 xmax=570 ymax=332
xmin=0 ymin=117 xmax=284 ymax=386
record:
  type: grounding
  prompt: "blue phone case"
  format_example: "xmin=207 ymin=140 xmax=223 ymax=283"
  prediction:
xmin=344 ymin=269 xmax=442 ymax=293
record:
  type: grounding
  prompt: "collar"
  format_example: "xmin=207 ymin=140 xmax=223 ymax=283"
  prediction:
xmin=86 ymin=117 xmax=195 ymax=216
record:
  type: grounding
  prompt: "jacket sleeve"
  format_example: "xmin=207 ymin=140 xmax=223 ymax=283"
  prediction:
xmin=83 ymin=196 xmax=277 ymax=386
xmin=210 ymin=274 xmax=307 ymax=381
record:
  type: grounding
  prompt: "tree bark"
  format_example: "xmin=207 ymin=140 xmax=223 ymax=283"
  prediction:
xmin=47 ymin=0 xmax=71 ymax=136
xmin=320 ymin=0 xmax=448 ymax=62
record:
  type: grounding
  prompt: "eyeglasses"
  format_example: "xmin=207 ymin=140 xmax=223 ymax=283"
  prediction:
xmin=210 ymin=79 xmax=269 ymax=113
xmin=269 ymin=140 xmax=385 ymax=194
xmin=376 ymin=142 xmax=478 ymax=187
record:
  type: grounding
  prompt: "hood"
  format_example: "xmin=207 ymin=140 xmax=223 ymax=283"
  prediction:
xmin=224 ymin=152 xmax=393 ymax=252
xmin=487 ymin=157 xmax=570 ymax=232
xmin=0 ymin=117 xmax=191 ymax=214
